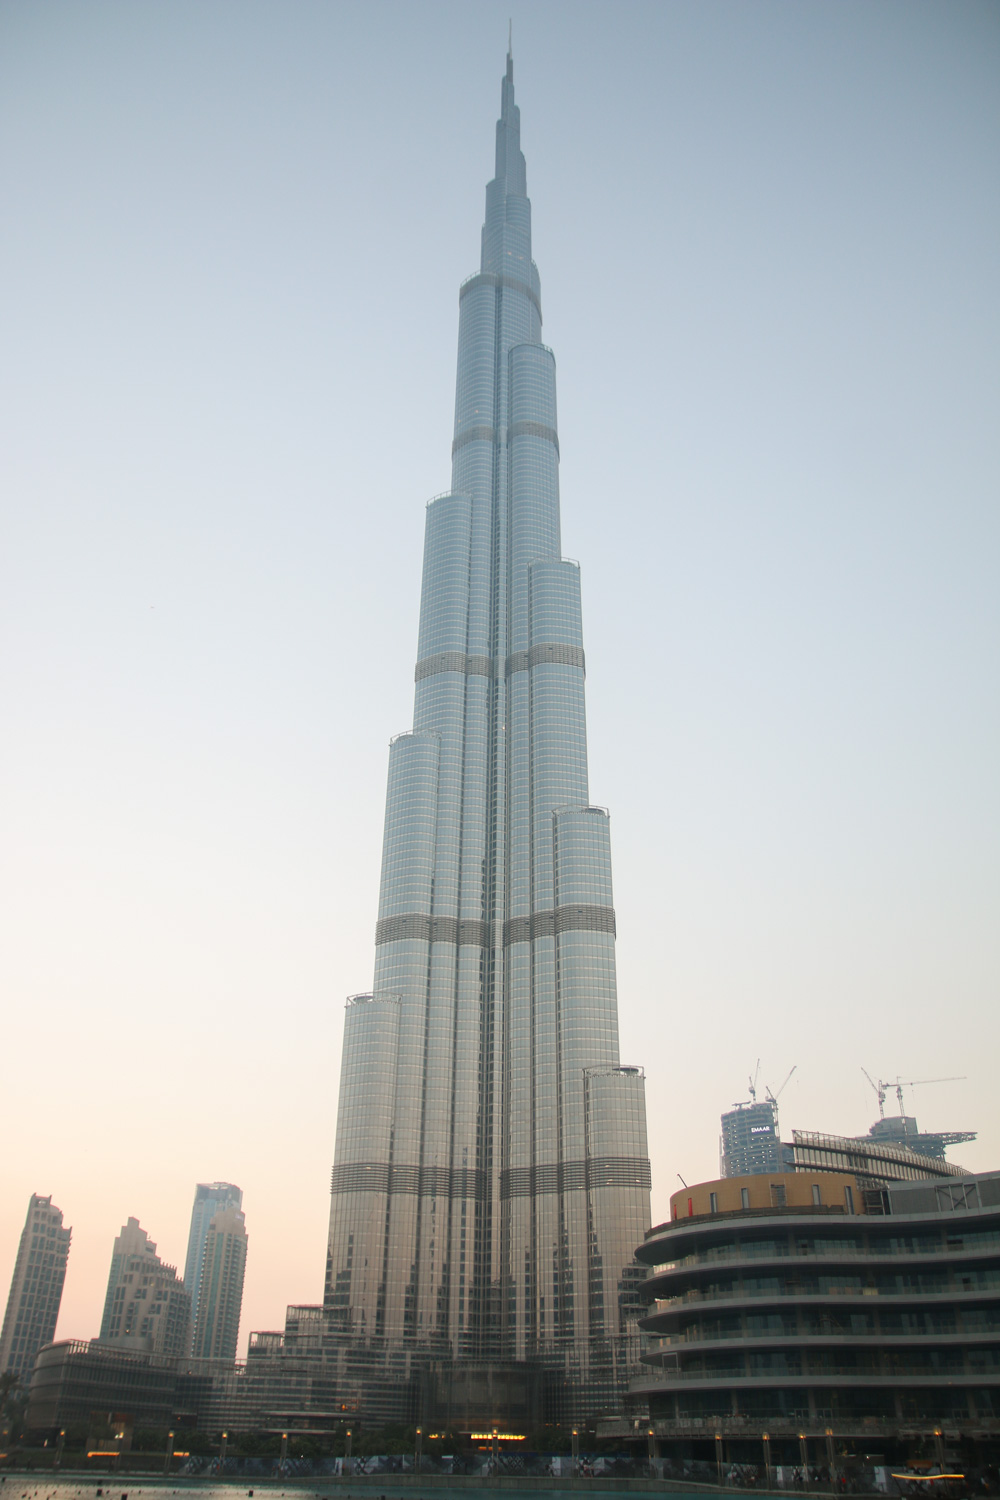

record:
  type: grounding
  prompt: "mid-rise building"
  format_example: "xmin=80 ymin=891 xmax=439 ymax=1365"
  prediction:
xmin=26 ymin=1338 xmax=178 ymax=1437
xmin=632 ymin=1169 xmax=1000 ymax=1470
xmin=0 ymin=1193 xmax=71 ymax=1384
xmin=322 ymin=41 xmax=651 ymax=1427
xmin=183 ymin=1182 xmax=242 ymax=1346
xmin=99 ymin=1217 xmax=191 ymax=1359
xmin=790 ymin=1129 xmax=970 ymax=1188
xmin=191 ymin=1202 xmax=247 ymax=1361
xmin=27 ymin=1322 xmax=340 ymax=1441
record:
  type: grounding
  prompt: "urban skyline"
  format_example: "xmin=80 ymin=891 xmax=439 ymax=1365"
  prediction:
xmin=2 ymin=2 xmax=997 ymax=1357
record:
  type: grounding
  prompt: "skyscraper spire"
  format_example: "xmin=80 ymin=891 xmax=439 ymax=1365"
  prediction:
xmin=325 ymin=49 xmax=650 ymax=1426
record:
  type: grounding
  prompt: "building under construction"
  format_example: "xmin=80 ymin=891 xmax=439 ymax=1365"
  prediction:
xmin=720 ymin=1100 xmax=788 ymax=1177
xmin=720 ymin=1064 xmax=796 ymax=1179
xmin=720 ymin=1069 xmax=976 ymax=1188
xmin=857 ymin=1070 xmax=977 ymax=1162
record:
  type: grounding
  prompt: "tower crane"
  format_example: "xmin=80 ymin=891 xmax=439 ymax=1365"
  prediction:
xmin=861 ymin=1068 xmax=887 ymax=1118
xmin=893 ymin=1076 xmax=966 ymax=1118
xmin=766 ymin=1065 xmax=797 ymax=1106
xmin=765 ymin=1064 xmax=796 ymax=1136
xmin=861 ymin=1070 xmax=967 ymax=1126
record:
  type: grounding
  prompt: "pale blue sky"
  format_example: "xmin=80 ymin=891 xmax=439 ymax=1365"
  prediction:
xmin=1 ymin=0 xmax=997 ymax=1352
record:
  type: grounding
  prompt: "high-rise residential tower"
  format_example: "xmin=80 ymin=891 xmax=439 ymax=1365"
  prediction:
xmin=324 ymin=48 xmax=651 ymax=1418
xmin=183 ymin=1182 xmax=242 ymax=1350
xmin=99 ymin=1217 xmax=191 ymax=1359
xmin=191 ymin=1203 xmax=248 ymax=1362
xmin=0 ymin=1194 xmax=71 ymax=1385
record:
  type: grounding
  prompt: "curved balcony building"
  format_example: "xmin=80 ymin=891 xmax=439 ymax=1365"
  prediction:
xmin=632 ymin=1170 xmax=1000 ymax=1470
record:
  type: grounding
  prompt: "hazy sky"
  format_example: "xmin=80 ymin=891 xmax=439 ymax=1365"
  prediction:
xmin=2 ymin=0 xmax=998 ymax=1361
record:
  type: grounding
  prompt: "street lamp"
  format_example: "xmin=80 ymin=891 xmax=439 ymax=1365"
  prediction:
xmin=280 ymin=1431 xmax=288 ymax=1464
xmin=492 ymin=1427 xmax=498 ymax=1472
xmin=572 ymin=1428 xmax=579 ymax=1475
xmin=415 ymin=1426 xmax=422 ymax=1473
xmin=55 ymin=1430 xmax=65 ymax=1470
xmin=346 ymin=1428 xmax=352 ymax=1473
xmin=825 ymin=1427 xmax=836 ymax=1488
xmin=715 ymin=1433 xmax=724 ymax=1484
xmin=763 ymin=1433 xmax=772 ymax=1489
xmin=164 ymin=1430 xmax=175 ymax=1476
xmin=220 ymin=1430 xmax=228 ymax=1463
xmin=647 ymin=1428 xmax=655 ymax=1476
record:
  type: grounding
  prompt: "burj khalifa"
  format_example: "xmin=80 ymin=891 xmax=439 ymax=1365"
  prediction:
xmin=324 ymin=47 xmax=651 ymax=1420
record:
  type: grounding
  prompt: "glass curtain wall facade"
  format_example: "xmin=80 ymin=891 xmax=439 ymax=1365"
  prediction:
xmin=183 ymin=1182 xmax=243 ymax=1352
xmin=325 ymin=50 xmax=651 ymax=1414
xmin=721 ymin=1102 xmax=783 ymax=1178
xmin=191 ymin=1204 xmax=248 ymax=1362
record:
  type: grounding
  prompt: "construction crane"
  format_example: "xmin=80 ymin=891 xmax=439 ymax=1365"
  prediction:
xmin=894 ymin=1076 xmax=966 ymax=1117
xmin=861 ymin=1069 xmax=966 ymax=1122
xmin=734 ymin=1059 xmax=796 ymax=1115
xmin=861 ymin=1068 xmax=887 ymax=1118
xmin=766 ymin=1065 xmax=797 ymax=1106
xmin=764 ymin=1065 xmax=796 ymax=1136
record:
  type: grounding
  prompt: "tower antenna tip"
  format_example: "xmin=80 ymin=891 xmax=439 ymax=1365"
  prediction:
xmin=508 ymin=18 xmax=512 ymax=58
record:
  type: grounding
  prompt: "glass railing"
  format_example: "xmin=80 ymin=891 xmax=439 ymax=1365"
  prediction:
xmin=650 ymin=1235 xmax=994 ymax=1275
xmin=646 ymin=1359 xmax=965 ymax=1382
xmin=648 ymin=1324 xmax=888 ymax=1346
xmin=649 ymin=1275 xmax=993 ymax=1311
